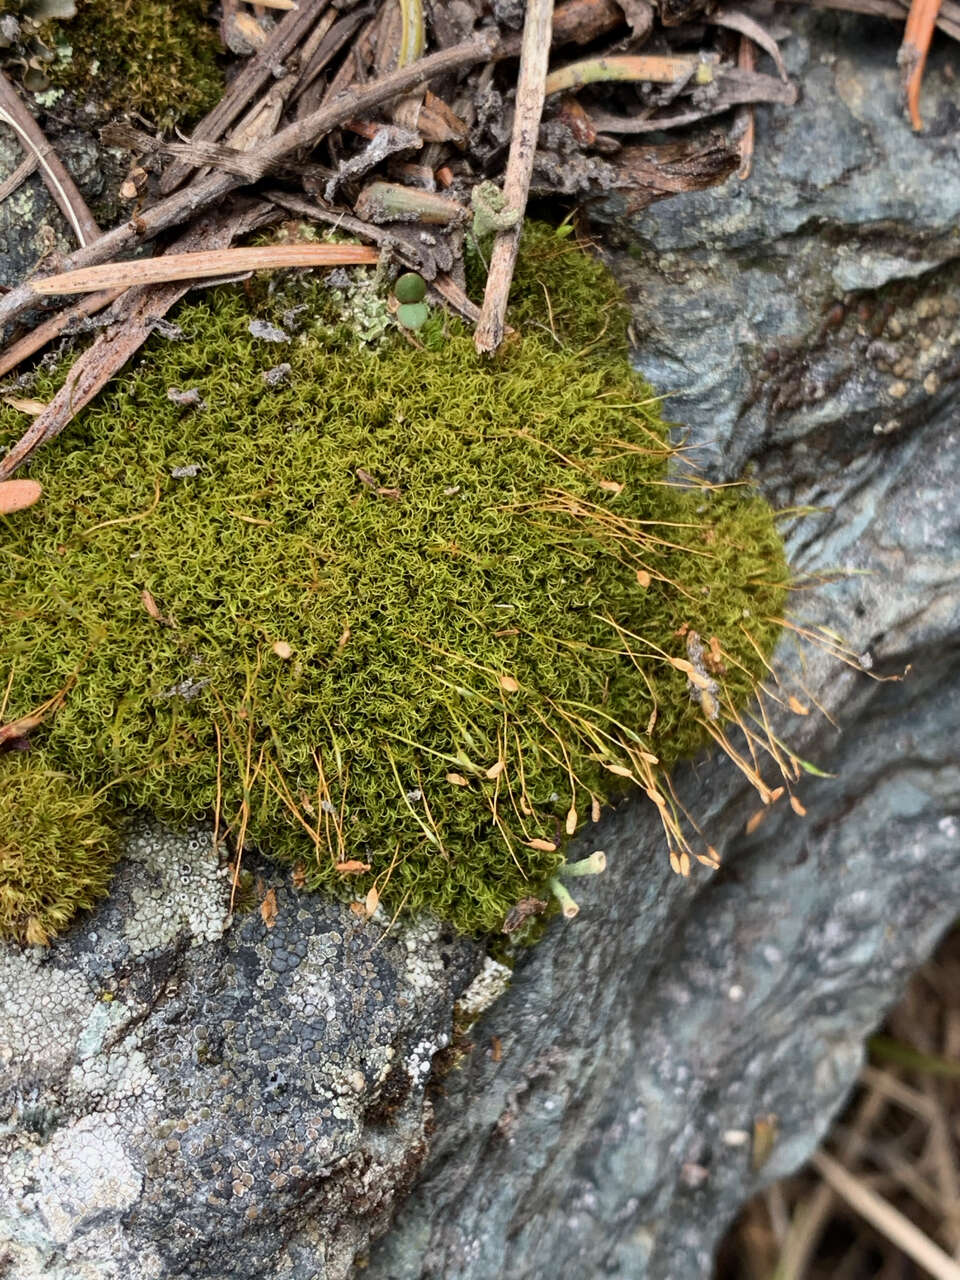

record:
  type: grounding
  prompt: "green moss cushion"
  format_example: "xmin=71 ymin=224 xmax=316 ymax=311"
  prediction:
xmin=0 ymin=228 xmax=787 ymax=933
xmin=45 ymin=0 xmax=223 ymax=125
xmin=0 ymin=753 xmax=118 ymax=945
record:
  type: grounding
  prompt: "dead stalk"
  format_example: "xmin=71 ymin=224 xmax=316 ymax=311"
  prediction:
xmin=475 ymin=0 xmax=554 ymax=354
xmin=29 ymin=243 xmax=379 ymax=298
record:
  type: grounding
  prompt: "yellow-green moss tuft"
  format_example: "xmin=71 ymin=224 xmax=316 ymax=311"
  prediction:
xmin=45 ymin=0 xmax=223 ymax=126
xmin=0 ymin=226 xmax=789 ymax=933
xmin=0 ymin=752 xmax=119 ymax=945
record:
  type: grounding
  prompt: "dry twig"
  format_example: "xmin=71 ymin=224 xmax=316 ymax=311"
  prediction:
xmin=28 ymin=242 xmax=379 ymax=298
xmin=812 ymin=1150 xmax=960 ymax=1280
xmin=160 ymin=0 xmax=332 ymax=194
xmin=0 ymin=33 xmax=498 ymax=335
xmin=0 ymin=69 xmax=99 ymax=246
xmin=475 ymin=0 xmax=554 ymax=354
xmin=584 ymin=64 xmax=796 ymax=133
xmin=0 ymin=288 xmax=123 ymax=381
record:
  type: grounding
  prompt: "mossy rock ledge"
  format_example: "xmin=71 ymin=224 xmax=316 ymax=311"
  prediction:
xmin=0 ymin=228 xmax=789 ymax=937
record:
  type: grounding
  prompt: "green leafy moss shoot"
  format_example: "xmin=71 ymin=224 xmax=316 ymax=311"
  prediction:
xmin=0 ymin=227 xmax=788 ymax=934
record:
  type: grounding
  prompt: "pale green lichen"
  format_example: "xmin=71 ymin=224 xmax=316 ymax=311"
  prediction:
xmin=0 ymin=225 xmax=789 ymax=934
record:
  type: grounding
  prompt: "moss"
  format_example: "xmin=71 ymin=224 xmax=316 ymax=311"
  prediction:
xmin=0 ymin=751 xmax=119 ymax=945
xmin=0 ymin=225 xmax=789 ymax=934
xmin=43 ymin=0 xmax=223 ymax=126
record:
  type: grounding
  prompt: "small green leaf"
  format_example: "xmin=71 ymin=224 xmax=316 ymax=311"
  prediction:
xmin=397 ymin=301 xmax=429 ymax=330
xmin=797 ymin=756 xmax=835 ymax=778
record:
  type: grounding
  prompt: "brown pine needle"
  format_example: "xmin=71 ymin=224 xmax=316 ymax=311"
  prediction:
xmin=29 ymin=243 xmax=380 ymax=298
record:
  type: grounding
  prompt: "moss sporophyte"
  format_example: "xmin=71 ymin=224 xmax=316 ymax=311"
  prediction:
xmin=0 ymin=226 xmax=790 ymax=940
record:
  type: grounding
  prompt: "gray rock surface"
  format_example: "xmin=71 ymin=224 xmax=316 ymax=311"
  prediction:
xmin=0 ymin=119 xmax=110 ymax=288
xmin=2 ymin=8 xmax=959 ymax=1279
xmin=367 ymin=9 xmax=960 ymax=1278
xmin=0 ymin=825 xmax=481 ymax=1279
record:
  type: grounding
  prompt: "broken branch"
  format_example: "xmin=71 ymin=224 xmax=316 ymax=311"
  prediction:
xmin=0 ymin=288 xmax=123 ymax=380
xmin=28 ymin=243 xmax=378 ymax=298
xmin=475 ymin=0 xmax=554 ymax=354
xmin=160 ymin=0 xmax=332 ymax=194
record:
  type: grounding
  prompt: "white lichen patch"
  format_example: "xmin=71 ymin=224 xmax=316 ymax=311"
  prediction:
xmin=0 ymin=946 xmax=91 ymax=1078
xmin=123 ymin=822 xmax=230 ymax=954
xmin=455 ymin=955 xmax=513 ymax=1023
xmin=30 ymin=1117 xmax=142 ymax=1243
xmin=68 ymin=1003 xmax=153 ymax=1109
xmin=397 ymin=917 xmax=448 ymax=998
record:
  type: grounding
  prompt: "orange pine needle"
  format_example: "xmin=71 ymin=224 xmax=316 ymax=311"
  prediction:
xmin=900 ymin=0 xmax=943 ymax=130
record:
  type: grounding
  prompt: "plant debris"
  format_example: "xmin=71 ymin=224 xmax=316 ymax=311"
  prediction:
xmin=0 ymin=0 xmax=818 ymax=406
xmin=0 ymin=0 xmax=948 ymax=413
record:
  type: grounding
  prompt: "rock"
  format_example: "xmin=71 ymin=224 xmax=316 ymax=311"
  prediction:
xmin=2 ymin=9 xmax=960 ymax=1279
xmin=365 ymin=10 xmax=960 ymax=1279
xmin=600 ymin=8 xmax=960 ymax=487
xmin=0 ymin=125 xmax=115 ymax=289
xmin=0 ymin=824 xmax=480 ymax=1279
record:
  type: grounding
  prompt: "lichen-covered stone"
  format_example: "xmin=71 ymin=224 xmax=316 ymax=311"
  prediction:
xmin=0 ymin=821 xmax=481 ymax=1279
